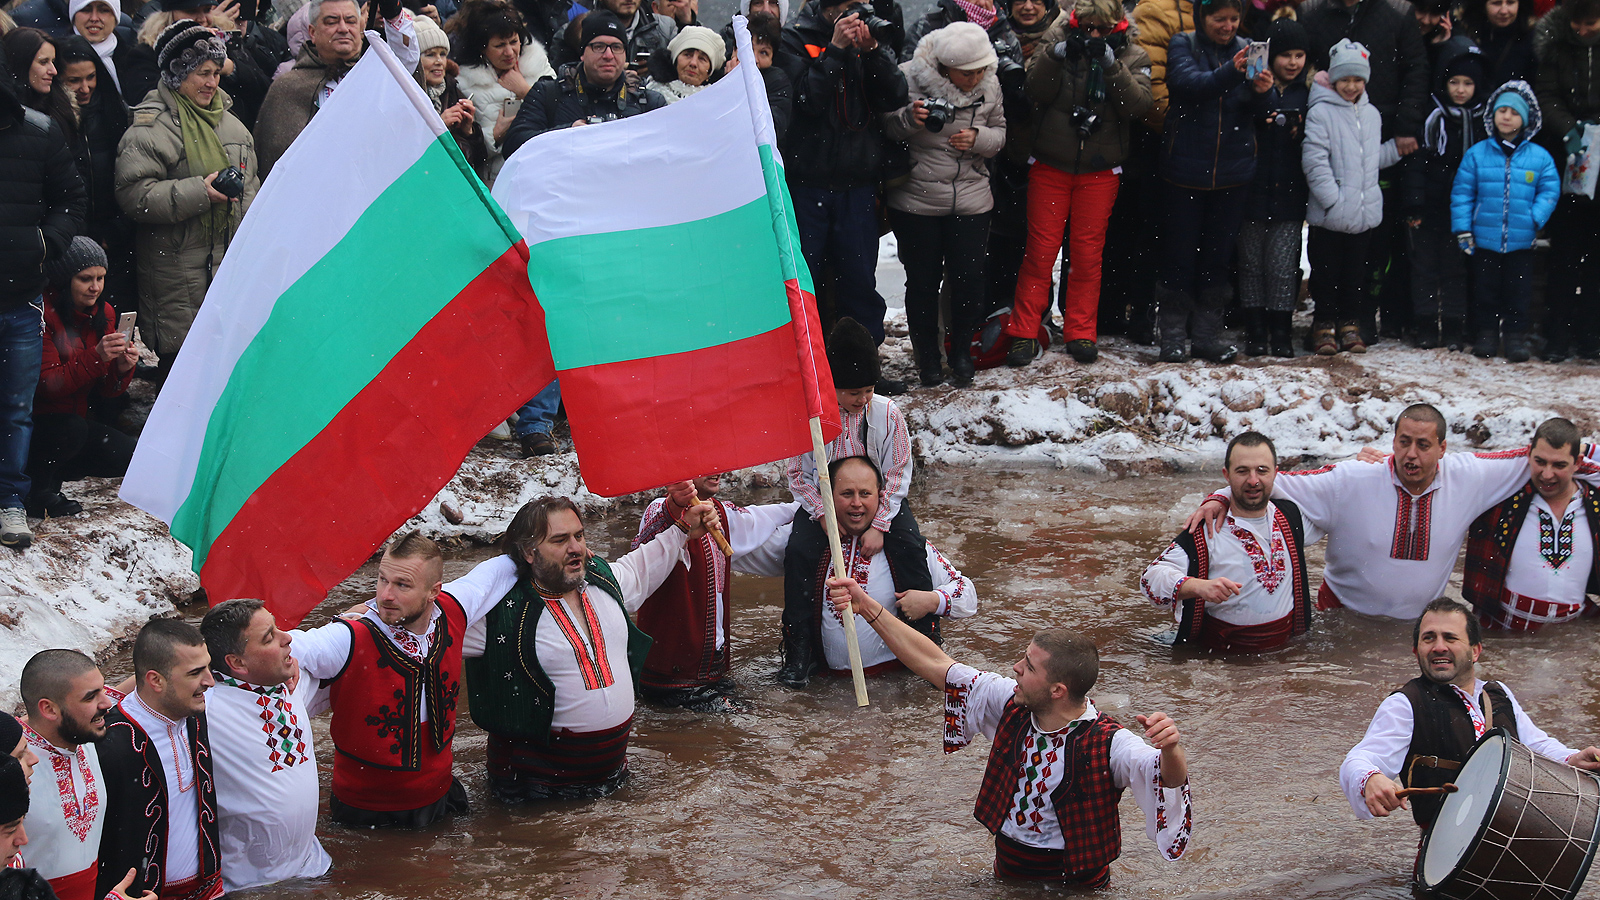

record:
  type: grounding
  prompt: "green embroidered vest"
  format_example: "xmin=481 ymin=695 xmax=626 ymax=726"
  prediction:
xmin=465 ymin=556 xmax=653 ymax=743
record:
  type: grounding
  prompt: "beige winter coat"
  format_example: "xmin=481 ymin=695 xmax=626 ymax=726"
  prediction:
xmin=115 ymin=83 xmax=258 ymax=358
xmin=882 ymin=53 xmax=1007 ymax=216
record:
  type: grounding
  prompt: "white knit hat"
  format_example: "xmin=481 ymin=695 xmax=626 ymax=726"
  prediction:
xmin=1328 ymin=38 xmax=1371 ymax=83
xmin=67 ymin=0 xmax=115 ymax=24
xmin=921 ymin=21 xmax=997 ymax=71
xmin=413 ymin=15 xmax=449 ymax=56
xmin=738 ymin=0 xmax=790 ymax=25
xmin=668 ymin=24 xmax=725 ymax=74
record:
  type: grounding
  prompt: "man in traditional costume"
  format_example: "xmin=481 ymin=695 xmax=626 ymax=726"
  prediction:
xmin=96 ymin=619 xmax=222 ymax=900
xmin=744 ymin=456 xmax=977 ymax=676
xmin=630 ymin=474 xmax=797 ymax=708
xmin=1341 ymin=598 xmax=1600 ymax=832
xmin=1190 ymin=404 xmax=1600 ymax=619
xmin=457 ymin=489 xmax=715 ymax=803
xmin=1142 ymin=432 xmax=1318 ymax=653
xmin=828 ymin=577 xmax=1191 ymax=886
xmin=198 ymin=600 xmax=330 ymax=890
xmin=291 ymin=532 xmax=487 ymax=829
xmin=1464 ymin=418 xmax=1600 ymax=631
xmin=17 ymin=650 xmax=115 ymax=900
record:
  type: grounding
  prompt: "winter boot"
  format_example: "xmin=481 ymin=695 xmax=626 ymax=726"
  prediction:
xmin=1005 ymin=337 xmax=1041 ymax=367
xmin=1128 ymin=303 xmax=1158 ymax=346
xmin=1442 ymin=318 xmax=1466 ymax=352
xmin=1473 ymin=329 xmax=1499 ymax=359
xmin=1339 ymin=320 xmax=1367 ymax=354
xmin=1312 ymin=321 xmax=1338 ymax=356
xmin=950 ymin=350 xmax=975 ymax=387
xmin=1156 ymin=287 xmax=1191 ymax=362
xmin=1241 ymin=309 xmax=1268 ymax=356
xmin=1413 ymin=317 xmax=1441 ymax=350
xmin=912 ymin=336 xmax=944 ymax=387
xmin=1065 ymin=339 xmax=1099 ymax=363
xmin=774 ymin=623 xmax=820 ymax=689
xmin=1505 ymin=333 xmax=1531 ymax=363
xmin=1268 ymin=311 xmax=1294 ymax=358
xmin=1191 ymin=286 xmax=1238 ymax=363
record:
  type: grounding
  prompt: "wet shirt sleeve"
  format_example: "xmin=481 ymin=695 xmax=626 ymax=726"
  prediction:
xmin=927 ymin=541 xmax=976 ymax=618
xmin=1340 ymin=692 xmax=1414 ymax=820
xmin=1140 ymin=540 xmax=1192 ymax=606
xmin=1110 ymin=729 xmax=1192 ymax=861
xmin=943 ymin=663 xmax=1013 ymax=752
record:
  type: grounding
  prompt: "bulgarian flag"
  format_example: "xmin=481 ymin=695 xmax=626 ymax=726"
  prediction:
xmin=121 ymin=37 xmax=555 ymax=627
xmin=491 ymin=17 xmax=840 ymax=497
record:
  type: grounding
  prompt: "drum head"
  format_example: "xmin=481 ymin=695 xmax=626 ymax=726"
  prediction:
xmin=1421 ymin=731 xmax=1510 ymax=887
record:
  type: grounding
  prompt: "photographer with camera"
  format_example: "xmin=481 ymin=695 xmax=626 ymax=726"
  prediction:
xmin=1002 ymin=0 xmax=1150 ymax=367
xmin=123 ymin=0 xmax=289 ymax=130
xmin=500 ymin=11 xmax=666 ymax=156
xmin=115 ymin=21 xmax=257 ymax=371
xmin=901 ymin=0 xmax=1021 ymax=66
xmin=776 ymin=0 xmax=908 ymax=361
xmin=882 ymin=22 xmax=1005 ymax=387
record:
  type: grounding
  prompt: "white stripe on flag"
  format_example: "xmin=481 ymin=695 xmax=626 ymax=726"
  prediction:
xmin=732 ymin=16 xmax=780 ymax=155
xmin=492 ymin=67 xmax=770 ymax=246
xmin=120 ymin=39 xmax=448 ymax=522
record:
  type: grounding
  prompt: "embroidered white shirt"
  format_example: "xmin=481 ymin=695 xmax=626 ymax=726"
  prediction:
xmin=1505 ymin=494 xmax=1594 ymax=605
xmin=1141 ymin=503 xmax=1324 ymax=626
xmin=21 ymin=731 xmax=103 ymax=884
xmin=120 ymin=691 xmax=201 ymax=884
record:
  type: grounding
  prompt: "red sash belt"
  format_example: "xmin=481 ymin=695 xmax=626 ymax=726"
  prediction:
xmin=46 ymin=865 xmax=96 ymax=900
xmin=1316 ymin=583 xmax=1342 ymax=611
xmin=486 ymin=717 xmax=632 ymax=787
xmin=1480 ymin=589 xmax=1588 ymax=632
xmin=993 ymin=833 xmax=1112 ymax=888
xmin=1201 ymin=612 xmax=1293 ymax=653
xmin=158 ymin=872 xmax=223 ymax=900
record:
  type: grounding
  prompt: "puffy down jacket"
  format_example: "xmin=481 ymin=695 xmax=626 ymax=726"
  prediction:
xmin=1449 ymin=80 xmax=1560 ymax=253
xmin=1303 ymin=81 xmax=1401 ymax=233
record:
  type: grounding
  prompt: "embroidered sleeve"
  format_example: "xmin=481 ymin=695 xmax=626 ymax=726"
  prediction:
xmin=1141 ymin=541 xmax=1192 ymax=606
xmin=927 ymin=541 xmax=977 ymax=618
xmin=1339 ymin=693 xmax=1414 ymax=820
xmin=632 ymin=498 xmax=676 ymax=551
xmin=943 ymin=663 xmax=1013 ymax=753
xmin=874 ymin=400 xmax=913 ymax=531
xmin=786 ymin=452 xmax=824 ymax=520
xmin=1111 ymin=729 xmax=1192 ymax=861
xmin=383 ymin=8 xmax=419 ymax=71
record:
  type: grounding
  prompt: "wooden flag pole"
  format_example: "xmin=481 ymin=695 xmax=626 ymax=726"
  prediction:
xmin=811 ymin=416 xmax=869 ymax=707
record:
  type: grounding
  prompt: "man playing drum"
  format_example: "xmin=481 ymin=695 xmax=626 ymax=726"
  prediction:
xmin=1340 ymin=597 xmax=1600 ymax=832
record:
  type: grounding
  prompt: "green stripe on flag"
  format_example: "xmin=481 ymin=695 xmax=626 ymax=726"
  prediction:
xmin=758 ymin=144 xmax=812 ymax=296
xmin=171 ymin=137 xmax=514 ymax=568
xmin=527 ymin=197 xmax=792 ymax=371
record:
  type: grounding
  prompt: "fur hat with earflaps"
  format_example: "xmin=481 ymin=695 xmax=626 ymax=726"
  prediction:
xmin=827 ymin=317 xmax=880 ymax=390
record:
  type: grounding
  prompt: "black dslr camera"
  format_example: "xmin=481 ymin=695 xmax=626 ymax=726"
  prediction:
xmin=844 ymin=2 xmax=893 ymax=43
xmin=1070 ymin=105 xmax=1101 ymax=138
xmin=212 ymin=165 xmax=245 ymax=199
xmin=1269 ymin=109 xmax=1304 ymax=132
xmin=922 ymin=97 xmax=956 ymax=132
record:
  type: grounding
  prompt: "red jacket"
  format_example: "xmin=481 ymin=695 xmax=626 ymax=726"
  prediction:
xmin=36 ymin=294 xmax=132 ymax=417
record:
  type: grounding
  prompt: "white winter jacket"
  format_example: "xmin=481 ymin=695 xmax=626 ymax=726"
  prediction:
xmin=457 ymin=42 xmax=555 ymax=185
xmin=1302 ymin=82 xmax=1401 ymax=234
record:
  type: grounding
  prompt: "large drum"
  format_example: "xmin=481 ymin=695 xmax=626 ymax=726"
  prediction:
xmin=1418 ymin=729 xmax=1600 ymax=899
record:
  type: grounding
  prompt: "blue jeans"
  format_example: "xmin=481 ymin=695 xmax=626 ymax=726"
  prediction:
xmin=790 ymin=183 xmax=886 ymax=342
xmin=514 ymin=380 xmax=561 ymax=439
xmin=0 ymin=300 xmax=44 ymax=509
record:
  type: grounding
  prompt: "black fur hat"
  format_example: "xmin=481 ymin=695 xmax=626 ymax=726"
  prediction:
xmin=826 ymin=317 xmax=879 ymax=390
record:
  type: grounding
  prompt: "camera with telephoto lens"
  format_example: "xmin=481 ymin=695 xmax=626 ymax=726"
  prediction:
xmin=922 ymin=97 xmax=956 ymax=132
xmin=1070 ymin=105 xmax=1101 ymax=138
xmin=844 ymin=2 xmax=893 ymax=42
xmin=211 ymin=165 xmax=245 ymax=199
xmin=994 ymin=43 xmax=1024 ymax=90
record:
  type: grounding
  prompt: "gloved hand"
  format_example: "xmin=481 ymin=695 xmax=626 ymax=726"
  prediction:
xmin=377 ymin=0 xmax=403 ymax=21
xmin=1085 ymin=37 xmax=1114 ymax=68
xmin=1568 ymin=125 xmax=1590 ymax=157
xmin=1456 ymin=232 xmax=1475 ymax=255
xmin=1050 ymin=36 xmax=1084 ymax=61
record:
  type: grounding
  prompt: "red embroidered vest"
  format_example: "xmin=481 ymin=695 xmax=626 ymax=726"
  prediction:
xmin=973 ymin=703 xmax=1125 ymax=873
xmin=327 ymin=592 xmax=466 ymax=812
xmin=635 ymin=499 xmax=732 ymax=690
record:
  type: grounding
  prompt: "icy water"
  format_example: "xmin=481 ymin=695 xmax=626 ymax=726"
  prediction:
xmin=147 ymin=468 xmax=1600 ymax=899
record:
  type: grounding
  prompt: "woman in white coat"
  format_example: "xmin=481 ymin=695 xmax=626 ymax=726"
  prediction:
xmin=453 ymin=0 xmax=554 ymax=184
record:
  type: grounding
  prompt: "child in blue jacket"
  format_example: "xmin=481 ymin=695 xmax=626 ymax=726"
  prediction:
xmin=1450 ymin=80 xmax=1560 ymax=362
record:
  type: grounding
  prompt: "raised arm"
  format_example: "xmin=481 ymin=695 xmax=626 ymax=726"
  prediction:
xmin=829 ymin=575 xmax=954 ymax=686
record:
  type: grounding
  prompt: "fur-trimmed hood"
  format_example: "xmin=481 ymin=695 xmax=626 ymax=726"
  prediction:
xmin=1482 ymin=78 xmax=1542 ymax=142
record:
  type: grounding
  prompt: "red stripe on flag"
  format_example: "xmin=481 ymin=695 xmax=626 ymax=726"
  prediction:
xmin=199 ymin=245 xmax=555 ymax=628
xmin=788 ymin=280 xmax=841 ymax=441
xmin=563 ymin=321 xmax=829 ymax=497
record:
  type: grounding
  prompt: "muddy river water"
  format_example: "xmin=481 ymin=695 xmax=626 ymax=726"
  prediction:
xmin=146 ymin=467 xmax=1600 ymax=900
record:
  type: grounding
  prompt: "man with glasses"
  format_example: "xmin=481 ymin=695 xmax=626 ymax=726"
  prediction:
xmin=502 ymin=10 xmax=667 ymax=156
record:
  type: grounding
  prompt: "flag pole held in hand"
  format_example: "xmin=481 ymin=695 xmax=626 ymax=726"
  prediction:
xmin=812 ymin=416 xmax=868 ymax=707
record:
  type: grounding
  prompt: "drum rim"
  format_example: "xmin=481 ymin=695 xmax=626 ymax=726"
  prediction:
xmin=1416 ymin=728 xmax=1512 ymax=891
xmin=1561 ymin=770 xmax=1600 ymax=900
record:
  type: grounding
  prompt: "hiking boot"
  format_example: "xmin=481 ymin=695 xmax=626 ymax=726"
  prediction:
xmin=950 ymin=353 xmax=975 ymax=387
xmin=1504 ymin=334 xmax=1531 ymax=363
xmin=25 ymin=492 xmax=81 ymax=519
xmin=520 ymin=432 xmax=556 ymax=457
xmin=0 ymin=508 xmax=32 ymax=550
xmin=1005 ymin=337 xmax=1040 ymax=367
xmin=1241 ymin=309 xmax=1268 ymax=356
xmin=1065 ymin=339 xmax=1098 ymax=364
xmin=1268 ymin=311 xmax=1294 ymax=358
xmin=1312 ymin=321 xmax=1338 ymax=356
xmin=1473 ymin=330 xmax=1498 ymax=359
xmin=1339 ymin=321 xmax=1367 ymax=354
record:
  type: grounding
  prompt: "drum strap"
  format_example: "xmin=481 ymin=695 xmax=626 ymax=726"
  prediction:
xmin=1407 ymin=755 xmax=1462 ymax=786
xmin=1479 ymin=690 xmax=1494 ymax=732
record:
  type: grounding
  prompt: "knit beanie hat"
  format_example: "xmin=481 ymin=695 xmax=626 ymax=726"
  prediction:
xmin=1264 ymin=17 xmax=1308 ymax=58
xmin=1327 ymin=38 xmax=1370 ymax=83
xmin=668 ymin=24 xmax=725 ymax=73
xmin=580 ymin=10 xmax=627 ymax=47
xmin=826 ymin=317 xmax=879 ymax=390
xmin=413 ymin=15 xmax=449 ymax=56
xmin=155 ymin=21 xmax=227 ymax=88
xmin=739 ymin=0 xmax=790 ymax=24
xmin=922 ymin=21 xmax=997 ymax=69
xmin=0 ymin=757 xmax=27 ymax=825
xmin=46 ymin=235 xmax=109 ymax=288
xmin=67 ymin=0 xmax=115 ymax=24
xmin=1494 ymin=89 xmax=1529 ymax=123
xmin=0 ymin=713 xmax=21 ymax=763
xmin=1072 ymin=0 xmax=1122 ymax=24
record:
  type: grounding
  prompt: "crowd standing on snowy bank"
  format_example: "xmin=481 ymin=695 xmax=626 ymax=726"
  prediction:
xmin=0 ymin=0 xmax=1597 ymax=527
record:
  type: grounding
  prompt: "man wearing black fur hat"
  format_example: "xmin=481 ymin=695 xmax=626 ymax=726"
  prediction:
xmin=501 ymin=10 xmax=668 ymax=156
xmin=776 ymin=317 xmax=932 ymax=688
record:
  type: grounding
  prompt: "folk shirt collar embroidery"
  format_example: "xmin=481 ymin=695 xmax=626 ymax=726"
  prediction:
xmin=364 ymin=599 xmax=440 ymax=661
xmin=1225 ymin=513 xmax=1288 ymax=594
xmin=22 ymin=721 xmax=98 ymax=842
xmin=1013 ymin=702 xmax=1098 ymax=835
xmin=1536 ymin=502 xmax=1578 ymax=570
xmin=1448 ymin=682 xmax=1490 ymax=739
xmin=214 ymin=674 xmax=309 ymax=772
xmin=123 ymin=690 xmax=196 ymax=793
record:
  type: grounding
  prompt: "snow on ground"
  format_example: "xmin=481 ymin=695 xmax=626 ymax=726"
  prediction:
xmin=4 ymin=235 xmax=1597 ymax=706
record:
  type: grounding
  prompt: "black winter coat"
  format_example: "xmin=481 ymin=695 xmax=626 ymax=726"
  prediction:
xmin=1160 ymin=30 xmax=1258 ymax=189
xmin=1403 ymin=38 xmax=1485 ymax=218
xmin=516 ymin=0 xmax=582 ymax=52
xmin=1297 ymin=0 xmax=1429 ymax=142
xmin=901 ymin=0 xmax=1019 ymax=64
xmin=501 ymin=63 xmax=668 ymax=157
xmin=1534 ymin=3 xmax=1600 ymax=163
xmin=1246 ymin=76 xmax=1310 ymax=220
xmin=0 ymin=82 xmax=87 ymax=310
xmin=1471 ymin=24 xmax=1538 ymax=94
xmin=777 ymin=0 xmax=910 ymax=189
